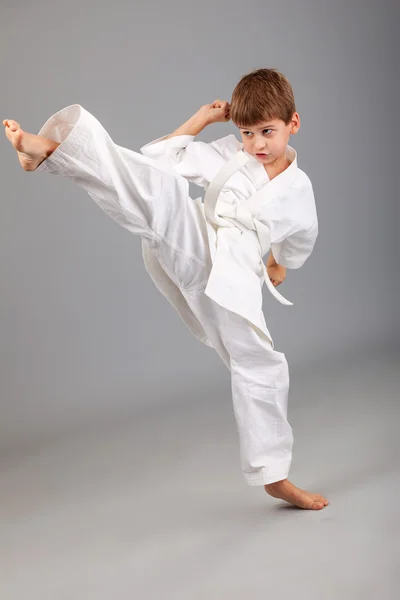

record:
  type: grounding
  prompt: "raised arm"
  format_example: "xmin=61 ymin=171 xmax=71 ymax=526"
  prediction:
xmin=140 ymin=100 xmax=235 ymax=187
xmin=164 ymin=100 xmax=231 ymax=140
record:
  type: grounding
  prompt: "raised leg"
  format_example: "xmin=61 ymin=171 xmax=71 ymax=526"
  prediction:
xmin=4 ymin=105 xmax=192 ymax=245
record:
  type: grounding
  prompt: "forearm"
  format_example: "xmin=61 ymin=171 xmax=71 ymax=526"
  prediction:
xmin=267 ymin=249 xmax=278 ymax=267
xmin=164 ymin=111 xmax=210 ymax=140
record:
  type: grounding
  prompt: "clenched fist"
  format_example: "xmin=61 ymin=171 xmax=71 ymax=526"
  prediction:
xmin=267 ymin=264 xmax=287 ymax=287
xmin=197 ymin=100 xmax=231 ymax=125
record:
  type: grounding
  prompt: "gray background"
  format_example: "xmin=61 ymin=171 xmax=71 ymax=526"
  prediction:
xmin=0 ymin=1 xmax=399 ymax=598
xmin=0 ymin=0 xmax=397 ymax=448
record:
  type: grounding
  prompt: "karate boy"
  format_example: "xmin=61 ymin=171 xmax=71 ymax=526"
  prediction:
xmin=3 ymin=68 xmax=328 ymax=510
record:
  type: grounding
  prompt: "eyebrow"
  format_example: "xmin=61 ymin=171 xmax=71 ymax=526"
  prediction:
xmin=239 ymin=125 xmax=275 ymax=130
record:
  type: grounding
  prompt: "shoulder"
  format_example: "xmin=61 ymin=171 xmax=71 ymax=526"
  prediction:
xmin=287 ymin=167 xmax=317 ymax=228
xmin=181 ymin=134 xmax=242 ymax=163
xmin=209 ymin=134 xmax=243 ymax=157
xmin=292 ymin=168 xmax=316 ymax=209
xmin=293 ymin=167 xmax=314 ymax=192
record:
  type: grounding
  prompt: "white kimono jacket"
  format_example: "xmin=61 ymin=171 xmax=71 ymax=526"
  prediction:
xmin=139 ymin=133 xmax=318 ymax=347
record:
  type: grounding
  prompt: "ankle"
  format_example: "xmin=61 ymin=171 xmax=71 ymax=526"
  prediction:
xmin=45 ymin=140 xmax=60 ymax=157
xmin=265 ymin=478 xmax=288 ymax=489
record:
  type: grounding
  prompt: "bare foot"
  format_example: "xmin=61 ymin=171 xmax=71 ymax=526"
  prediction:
xmin=3 ymin=119 xmax=59 ymax=171
xmin=264 ymin=479 xmax=329 ymax=510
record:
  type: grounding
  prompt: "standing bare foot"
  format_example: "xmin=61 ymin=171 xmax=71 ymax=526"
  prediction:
xmin=264 ymin=479 xmax=329 ymax=510
xmin=3 ymin=119 xmax=59 ymax=171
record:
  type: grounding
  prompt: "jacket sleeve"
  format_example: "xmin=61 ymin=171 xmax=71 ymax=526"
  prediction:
xmin=140 ymin=133 xmax=242 ymax=189
xmin=270 ymin=218 xmax=319 ymax=269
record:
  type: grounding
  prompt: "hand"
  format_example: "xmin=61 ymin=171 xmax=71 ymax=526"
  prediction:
xmin=267 ymin=263 xmax=287 ymax=287
xmin=197 ymin=100 xmax=231 ymax=125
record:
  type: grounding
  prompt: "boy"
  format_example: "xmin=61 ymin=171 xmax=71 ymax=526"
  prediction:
xmin=3 ymin=68 xmax=328 ymax=510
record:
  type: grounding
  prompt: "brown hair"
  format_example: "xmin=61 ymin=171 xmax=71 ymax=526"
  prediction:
xmin=230 ymin=68 xmax=296 ymax=127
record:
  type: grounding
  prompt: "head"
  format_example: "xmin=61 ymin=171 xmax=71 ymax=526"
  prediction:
xmin=230 ymin=68 xmax=300 ymax=164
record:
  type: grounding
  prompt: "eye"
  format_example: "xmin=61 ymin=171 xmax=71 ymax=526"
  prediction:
xmin=242 ymin=129 xmax=273 ymax=136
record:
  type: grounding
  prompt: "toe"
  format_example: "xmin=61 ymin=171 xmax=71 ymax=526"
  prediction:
xmin=316 ymin=494 xmax=328 ymax=503
xmin=5 ymin=120 xmax=19 ymax=131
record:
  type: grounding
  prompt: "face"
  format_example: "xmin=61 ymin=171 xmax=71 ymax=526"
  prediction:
xmin=238 ymin=113 xmax=300 ymax=165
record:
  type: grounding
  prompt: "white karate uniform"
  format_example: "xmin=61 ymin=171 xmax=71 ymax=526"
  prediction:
xmin=36 ymin=104 xmax=318 ymax=486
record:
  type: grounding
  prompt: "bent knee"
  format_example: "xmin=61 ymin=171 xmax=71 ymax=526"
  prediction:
xmin=231 ymin=349 xmax=289 ymax=389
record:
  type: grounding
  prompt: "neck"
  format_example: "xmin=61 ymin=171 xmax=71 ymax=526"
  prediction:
xmin=264 ymin=152 xmax=291 ymax=180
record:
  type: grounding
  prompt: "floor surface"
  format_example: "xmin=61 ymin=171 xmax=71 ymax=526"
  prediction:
xmin=0 ymin=350 xmax=399 ymax=599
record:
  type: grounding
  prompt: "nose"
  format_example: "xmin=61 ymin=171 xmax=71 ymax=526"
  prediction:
xmin=254 ymin=137 xmax=267 ymax=151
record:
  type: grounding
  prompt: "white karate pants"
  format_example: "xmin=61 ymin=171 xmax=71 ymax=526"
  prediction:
xmin=36 ymin=105 xmax=293 ymax=486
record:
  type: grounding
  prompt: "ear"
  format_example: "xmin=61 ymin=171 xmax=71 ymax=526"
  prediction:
xmin=289 ymin=112 xmax=301 ymax=135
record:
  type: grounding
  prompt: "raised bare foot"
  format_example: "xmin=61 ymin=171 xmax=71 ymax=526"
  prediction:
xmin=264 ymin=479 xmax=329 ymax=510
xmin=3 ymin=119 xmax=59 ymax=171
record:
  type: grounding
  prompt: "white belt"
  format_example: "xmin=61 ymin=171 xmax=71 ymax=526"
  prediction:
xmin=203 ymin=151 xmax=293 ymax=306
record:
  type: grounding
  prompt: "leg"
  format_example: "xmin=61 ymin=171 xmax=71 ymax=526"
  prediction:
xmin=3 ymin=105 xmax=199 ymax=247
xmin=196 ymin=300 xmax=293 ymax=484
xmin=182 ymin=289 xmax=329 ymax=509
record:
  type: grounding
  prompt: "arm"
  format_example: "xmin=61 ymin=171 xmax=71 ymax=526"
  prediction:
xmin=140 ymin=101 xmax=232 ymax=187
xmin=266 ymin=220 xmax=318 ymax=287
xmin=266 ymin=249 xmax=287 ymax=287
xmin=267 ymin=250 xmax=278 ymax=268
xmin=270 ymin=219 xmax=319 ymax=270
xmin=164 ymin=100 xmax=230 ymax=139
xmin=163 ymin=110 xmax=211 ymax=140
xmin=269 ymin=176 xmax=318 ymax=272
xmin=266 ymin=180 xmax=319 ymax=286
